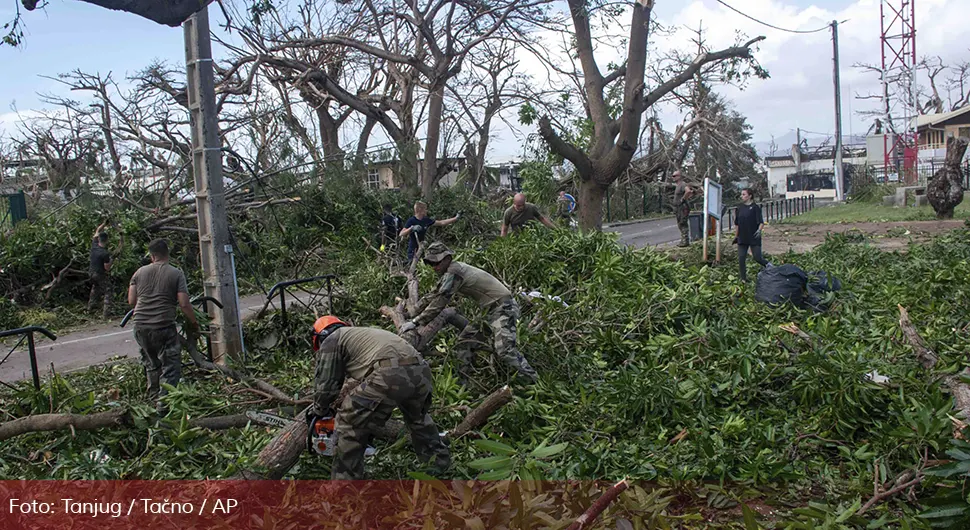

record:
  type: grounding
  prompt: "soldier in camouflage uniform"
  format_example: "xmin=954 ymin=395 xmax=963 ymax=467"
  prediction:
xmin=308 ymin=316 xmax=451 ymax=480
xmin=400 ymin=242 xmax=538 ymax=386
xmin=672 ymin=170 xmax=696 ymax=247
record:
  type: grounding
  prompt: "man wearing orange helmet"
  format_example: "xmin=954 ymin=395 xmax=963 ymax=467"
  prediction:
xmin=308 ymin=316 xmax=451 ymax=480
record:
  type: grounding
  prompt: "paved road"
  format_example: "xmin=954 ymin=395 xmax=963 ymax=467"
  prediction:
xmin=0 ymin=291 xmax=320 ymax=384
xmin=609 ymin=217 xmax=681 ymax=248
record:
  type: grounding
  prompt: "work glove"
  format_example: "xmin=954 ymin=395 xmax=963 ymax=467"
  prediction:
xmin=732 ymin=236 xmax=738 ymax=245
xmin=753 ymin=229 xmax=762 ymax=239
xmin=412 ymin=224 xmax=427 ymax=234
xmin=305 ymin=409 xmax=330 ymax=452
xmin=400 ymin=321 xmax=417 ymax=333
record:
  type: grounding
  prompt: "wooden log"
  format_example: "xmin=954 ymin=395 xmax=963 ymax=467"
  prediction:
xmin=448 ymin=385 xmax=513 ymax=440
xmin=242 ymin=406 xmax=312 ymax=480
xmin=566 ymin=479 xmax=630 ymax=530
xmin=0 ymin=409 xmax=131 ymax=442
xmin=898 ymin=305 xmax=938 ymax=369
xmin=189 ymin=414 xmax=253 ymax=431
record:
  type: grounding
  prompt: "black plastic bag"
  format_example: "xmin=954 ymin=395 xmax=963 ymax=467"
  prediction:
xmin=754 ymin=264 xmax=808 ymax=307
xmin=755 ymin=264 xmax=842 ymax=311
xmin=806 ymin=270 xmax=843 ymax=311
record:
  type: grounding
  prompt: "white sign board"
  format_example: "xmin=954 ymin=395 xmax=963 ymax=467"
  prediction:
xmin=704 ymin=179 xmax=722 ymax=220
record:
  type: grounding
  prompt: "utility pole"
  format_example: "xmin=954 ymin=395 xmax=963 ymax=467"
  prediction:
xmin=183 ymin=7 xmax=244 ymax=364
xmin=831 ymin=20 xmax=845 ymax=201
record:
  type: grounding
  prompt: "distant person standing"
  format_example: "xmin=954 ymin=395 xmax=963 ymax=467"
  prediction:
xmin=127 ymin=239 xmax=199 ymax=415
xmin=380 ymin=203 xmax=401 ymax=250
xmin=88 ymin=221 xmax=113 ymax=319
xmin=555 ymin=191 xmax=576 ymax=227
xmin=671 ymin=171 xmax=696 ymax=247
xmin=734 ymin=188 xmax=769 ymax=283
xmin=399 ymin=201 xmax=459 ymax=263
xmin=500 ymin=193 xmax=556 ymax=236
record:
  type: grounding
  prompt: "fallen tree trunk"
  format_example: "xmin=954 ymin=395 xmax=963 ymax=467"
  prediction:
xmin=189 ymin=414 xmax=254 ymax=431
xmin=0 ymin=409 xmax=131 ymax=442
xmin=448 ymin=385 xmax=512 ymax=440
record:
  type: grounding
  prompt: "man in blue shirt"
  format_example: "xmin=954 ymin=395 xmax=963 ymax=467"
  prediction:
xmin=556 ymin=191 xmax=576 ymax=226
xmin=399 ymin=200 xmax=459 ymax=262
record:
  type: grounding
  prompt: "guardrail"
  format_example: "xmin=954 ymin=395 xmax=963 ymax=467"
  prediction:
xmin=0 ymin=326 xmax=58 ymax=390
xmin=266 ymin=274 xmax=337 ymax=328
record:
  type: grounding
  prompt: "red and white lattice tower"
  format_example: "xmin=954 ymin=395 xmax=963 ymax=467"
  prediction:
xmin=880 ymin=0 xmax=918 ymax=182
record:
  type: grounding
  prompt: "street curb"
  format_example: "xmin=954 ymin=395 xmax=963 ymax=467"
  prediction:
xmin=604 ymin=215 xmax=674 ymax=228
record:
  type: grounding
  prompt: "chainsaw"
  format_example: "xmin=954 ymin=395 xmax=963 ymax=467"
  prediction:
xmin=245 ymin=411 xmax=376 ymax=457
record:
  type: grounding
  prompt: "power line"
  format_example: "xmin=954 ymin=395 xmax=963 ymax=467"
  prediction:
xmin=714 ymin=0 xmax=831 ymax=34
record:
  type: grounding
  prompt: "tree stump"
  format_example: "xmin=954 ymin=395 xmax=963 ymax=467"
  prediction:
xmin=926 ymin=136 xmax=969 ymax=219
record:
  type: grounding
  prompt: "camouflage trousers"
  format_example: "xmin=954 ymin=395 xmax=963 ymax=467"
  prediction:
xmin=87 ymin=273 xmax=110 ymax=318
xmin=675 ymin=204 xmax=690 ymax=245
xmin=133 ymin=325 xmax=182 ymax=409
xmin=456 ymin=297 xmax=538 ymax=383
xmin=333 ymin=361 xmax=451 ymax=480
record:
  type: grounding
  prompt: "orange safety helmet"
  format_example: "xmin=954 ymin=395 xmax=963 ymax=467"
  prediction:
xmin=311 ymin=315 xmax=349 ymax=351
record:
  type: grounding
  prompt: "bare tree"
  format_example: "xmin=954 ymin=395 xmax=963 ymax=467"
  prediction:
xmin=533 ymin=0 xmax=765 ymax=230
xmin=946 ymin=58 xmax=970 ymax=111
xmin=265 ymin=0 xmax=554 ymax=198
xmin=448 ymin=40 xmax=524 ymax=195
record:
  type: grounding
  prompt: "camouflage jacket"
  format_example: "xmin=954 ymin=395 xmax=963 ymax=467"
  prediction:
xmin=412 ymin=262 xmax=511 ymax=327
xmin=313 ymin=327 xmax=419 ymax=415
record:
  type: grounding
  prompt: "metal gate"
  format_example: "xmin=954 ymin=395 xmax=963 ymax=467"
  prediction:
xmin=1 ymin=191 xmax=27 ymax=230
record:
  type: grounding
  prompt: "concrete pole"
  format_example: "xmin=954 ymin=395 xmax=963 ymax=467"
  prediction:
xmin=832 ymin=20 xmax=846 ymax=201
xmin=183 ymin=7 xmax=243 ymax=364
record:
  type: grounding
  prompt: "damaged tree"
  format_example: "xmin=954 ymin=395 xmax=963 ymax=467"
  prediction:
xmin=535 ymin=0 xmax=765 ymax=230
xmin=926 ymin=136 xmax=968 ymax=219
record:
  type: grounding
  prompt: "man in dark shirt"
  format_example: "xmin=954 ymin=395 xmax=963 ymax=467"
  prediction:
xmin=88 ymin=222 xmax=113 ymax=319
xmin=500 ymin=193 xmax=556 ymax=236
xmin=399 ymin=200 xmax=459 ymax=263
xmin=733 ymin=188 xmax=769 ymax=282
xmin=128 ymin=238 xmax=200 ymax=414
xmin=380 ymin=204 xmax=401 ymax=250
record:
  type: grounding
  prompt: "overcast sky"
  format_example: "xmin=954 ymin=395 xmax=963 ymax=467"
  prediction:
xmin=1 ymin=0 xmax=967 ymax=162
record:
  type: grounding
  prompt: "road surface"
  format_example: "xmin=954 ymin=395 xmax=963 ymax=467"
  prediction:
xmin=609 ymin=217 xmax=681 ymax=248
xmin=0 ymin=291 xmax=321 ymax=385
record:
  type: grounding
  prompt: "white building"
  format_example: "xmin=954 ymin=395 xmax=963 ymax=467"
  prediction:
xmin=764 ymin=144 xmax=867 ymax=199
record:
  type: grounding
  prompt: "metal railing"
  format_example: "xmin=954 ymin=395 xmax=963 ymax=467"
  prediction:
xmin=720 ymin=195 xmax=816 ymax=233
xmin=0 ymin=326 xmax=58 ymax=390
xmin=266 ymin=274 xmax=337 ymax=328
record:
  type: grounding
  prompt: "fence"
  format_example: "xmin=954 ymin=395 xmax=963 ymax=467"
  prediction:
xmin=871 ymin=160 xmax=970 ymax=188
xmin=602 ymin=183 xmax=668 ymax=224
xmin=721 ymin=195 xmax=816 ymax=233
xmin=1 ymin=191 xmax=27 ymax=231
xmin=0 ymin=326 xmax=58 ymax=390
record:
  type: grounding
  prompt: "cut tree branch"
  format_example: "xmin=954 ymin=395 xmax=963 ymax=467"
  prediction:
xmin=0 ymin=409 xmax=131 ymax=442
